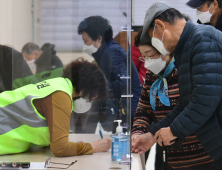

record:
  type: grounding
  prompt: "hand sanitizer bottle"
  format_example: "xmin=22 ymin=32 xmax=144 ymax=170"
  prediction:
xmin=111 ymin=120 xmax=128 ymax=161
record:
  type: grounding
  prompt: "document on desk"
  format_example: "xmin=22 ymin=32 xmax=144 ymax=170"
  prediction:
xmin=29 ymin=162 xmax=45 ymax=169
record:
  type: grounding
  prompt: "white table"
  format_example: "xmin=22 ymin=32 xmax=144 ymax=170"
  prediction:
xmin=0 ymin=134 xmax=144 ymax=170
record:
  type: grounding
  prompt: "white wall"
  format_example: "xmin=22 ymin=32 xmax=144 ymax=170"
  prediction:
xmin=0 ymin=0 xmax=13 ymax=47
xmin=0 ymin=0 xmax=33 ymax=52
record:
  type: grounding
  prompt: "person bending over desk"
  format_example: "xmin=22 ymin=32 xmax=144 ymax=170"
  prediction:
xmin=0 ymin=58 xmax=111 ymax=157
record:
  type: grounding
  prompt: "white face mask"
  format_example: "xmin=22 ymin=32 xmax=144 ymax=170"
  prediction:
xmin=144 ymin=55 xmax=167 ymax=75
xmin=151 ymin=26 xmax=170 ymax=56
xmin=73 ymin=96 xmax=92 ymax=114
xmin=83 ymin=42 xmax=100 ymax=56
xmin=196 ymin=3 xmax=215 ymax=24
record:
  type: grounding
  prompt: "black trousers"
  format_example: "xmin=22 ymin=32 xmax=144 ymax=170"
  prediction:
xmin=215 ymin=158 xmax=222 ymax=170
xmin=144 ymin=145 xmax=164 ymax=170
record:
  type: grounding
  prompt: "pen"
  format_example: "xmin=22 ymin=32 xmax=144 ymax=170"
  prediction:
xmin=99 ymin=130 xmax=103 ymax=138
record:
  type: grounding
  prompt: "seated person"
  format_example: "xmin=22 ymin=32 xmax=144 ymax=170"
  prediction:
xmin=0 ymin=58 xmax=111 ymax=157
xmin=22 ymin=42 xmax=63 ymax=75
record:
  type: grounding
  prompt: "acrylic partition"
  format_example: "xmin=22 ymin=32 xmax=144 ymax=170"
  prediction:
xmin=2 ymin=0 xmax=134 ymax=169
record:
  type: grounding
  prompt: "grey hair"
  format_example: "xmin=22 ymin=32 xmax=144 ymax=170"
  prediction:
xmin=21 ymin=43 xmax=41 ymax=55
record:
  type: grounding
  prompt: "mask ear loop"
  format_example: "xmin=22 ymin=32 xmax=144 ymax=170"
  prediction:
xmin=97 ymin=42 xmax=101 ymax=48
xmin=165 ymin=55 xmax=169 ymax=62
xmin=212 ymin=8 xmax=216 ymax=15
xmin=153 ymin=25 xmax=156 ymax=38
xmin=211 ymin=4 xmax=216 ymax=15
xmin=208 ymin=2 xmax=216 ymax=14
xmin=160 ymin=54 xmax=168 ymax=62
xmin=154 ymin=24 xmax=166 ymax=43
xmin=209 ymin=2 xmax=213 ymax=11
xmin=161 ymin=29 xmax=166 ymax=42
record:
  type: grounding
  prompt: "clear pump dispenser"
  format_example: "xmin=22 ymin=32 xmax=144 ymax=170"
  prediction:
xmin=111 ymin=120 xmax=128 ymax=161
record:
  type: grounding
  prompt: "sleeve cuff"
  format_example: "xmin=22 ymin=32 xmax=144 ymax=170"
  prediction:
xmin=150 ymin=122 xmax=159 ymax=135
xmin=170 ymin=124 xmax=185 ymax=140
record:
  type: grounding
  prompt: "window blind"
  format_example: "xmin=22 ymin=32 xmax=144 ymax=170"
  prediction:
xmin=40 ymin=0 xmax=128 ymax=51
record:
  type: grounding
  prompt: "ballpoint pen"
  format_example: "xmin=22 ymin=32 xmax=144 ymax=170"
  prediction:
xmin=99 ymin=130 xmax=103 ymax=138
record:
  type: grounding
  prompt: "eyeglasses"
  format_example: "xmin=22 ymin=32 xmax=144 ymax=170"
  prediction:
xmin=44 ymin=157 xmax=77 ymax=169
xmin=139 ymin=57 xmax=153 ymax=62
xmin=138 ymin=57 xmax=145 ymax=62
xmin=139 ymin=56 xmax=154 ymax=62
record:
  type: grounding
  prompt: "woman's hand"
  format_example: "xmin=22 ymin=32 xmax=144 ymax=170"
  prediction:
xmin=132 ymin=132 xmax=156 ymax=154
xmin=90 ymin=138 xmax=111 ymax=153
xmin=154 ymin=127 xmax=177 ymax=146
xmin=131 ymin=133 xmax=142 ymax=153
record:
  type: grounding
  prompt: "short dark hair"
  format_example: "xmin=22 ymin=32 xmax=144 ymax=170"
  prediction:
xmin=21 ymin=43 xmax=41 ymax=55
xmin=134 ymin=28 xmax=152 ymax=47
xmin=62 ymin=58 xmax=108 ymax=101
xmin=150 ymin=8 xmax=185 ymax=29
xmin=78 ymin=16 xmax=113 ymax=43
xmin=207 ymin=0 xmax=222 ymax=8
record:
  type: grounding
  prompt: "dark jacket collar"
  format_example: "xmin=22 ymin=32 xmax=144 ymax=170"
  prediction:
xmin=197 ymin=19 xmax=211 ymax=25
xmin=174 ymin=21 xmax=194 ymax=57
xmin=92 ymin=42 xmax=106 ymax=63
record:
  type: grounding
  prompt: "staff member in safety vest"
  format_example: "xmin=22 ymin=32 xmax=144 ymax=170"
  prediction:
xmin=0 ymin=58 xmax=111 ymax=157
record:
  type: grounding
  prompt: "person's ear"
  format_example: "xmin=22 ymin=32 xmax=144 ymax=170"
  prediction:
xmin=98 ymin=36 xmax=102 ymax=43
xmin=92 ymin=95 xmax=98 ymax=101
xmin=212 ymin=0 xmax=218 ymax=10
xmin=154 ymin=19 xmax=166 ymax=32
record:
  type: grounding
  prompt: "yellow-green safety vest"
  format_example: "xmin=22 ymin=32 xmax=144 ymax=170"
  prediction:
xmin=0 ymin=77 xmax=73 ymax=155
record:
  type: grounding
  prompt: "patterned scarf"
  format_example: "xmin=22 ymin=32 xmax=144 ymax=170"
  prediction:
xmin=150 ymin=59 xmax=175 ymax=110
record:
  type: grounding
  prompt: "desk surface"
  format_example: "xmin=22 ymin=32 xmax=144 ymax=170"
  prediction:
xmin=0 ymin=134 xmax=143 ymax=170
